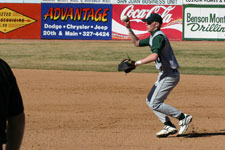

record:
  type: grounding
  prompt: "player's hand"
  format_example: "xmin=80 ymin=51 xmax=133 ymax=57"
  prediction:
xmin=124 ymin=21 xmax=131 ymax=29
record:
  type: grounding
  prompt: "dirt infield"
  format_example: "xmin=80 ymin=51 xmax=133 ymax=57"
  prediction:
xmin=13 ymin=69 xmax=225 ymax=150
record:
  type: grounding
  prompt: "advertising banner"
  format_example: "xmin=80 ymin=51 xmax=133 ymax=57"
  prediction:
xmin=41 ymin=0 xmax=112 ymax=4
xmin=112 ymin=0 xmax=182 ymax=5
xmin=183 ymin=5 xmax=225 ymax=40
xmin=112 ymin=5 xmax=182 ymax=40
xmin=41 ymin=0 xmax=182 ymax=5
xmin=41 ymin=3 xmax=112 ymax=40
xmin=183 ymin=0 xmax=225 ymax=5
xmin=0 ymin=0 xmax=41 ymax=3
xmin=0 ymin=3 xmax=41 ymax=39
xmin=0 ymin=0 xmax=23 ymax=2
xmin=41 ymin=0 xmax=75 ymax=3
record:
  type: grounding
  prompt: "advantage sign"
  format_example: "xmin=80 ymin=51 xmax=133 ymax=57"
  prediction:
xmin=183 ymin=5 xmax=225 ymax=41
xmin=41 ymin=3 xmax=112 ymax=40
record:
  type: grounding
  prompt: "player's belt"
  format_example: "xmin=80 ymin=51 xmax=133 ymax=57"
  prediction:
xmin=160 ymin=68 xmax=178 ymax=72
xmin=172 ymin=69 xmax=177 ymax=72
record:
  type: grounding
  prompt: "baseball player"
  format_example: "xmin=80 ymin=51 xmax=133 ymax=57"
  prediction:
xmin=123 ymin=13 xmax=192 ymax=137
xmin=0 ymin=58 xmax=25 ymax=150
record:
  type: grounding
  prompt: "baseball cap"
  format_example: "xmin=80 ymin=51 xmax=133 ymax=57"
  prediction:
xmin=142 ymin=13 xmax=163 ymax=25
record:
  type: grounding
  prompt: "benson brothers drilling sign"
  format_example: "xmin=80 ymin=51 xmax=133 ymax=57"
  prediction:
xmin=183 ymin=5 xmax=225 ymax=41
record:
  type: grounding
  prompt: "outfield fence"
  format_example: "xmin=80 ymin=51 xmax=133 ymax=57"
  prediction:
xmin=0 ymin=0 xmax=224 ymax=41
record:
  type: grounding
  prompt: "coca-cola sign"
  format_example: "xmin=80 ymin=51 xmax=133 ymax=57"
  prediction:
xmin=112 ymin=4 xmax=183 ymax=40
xmin=120 ymin=5 xmax=175 ymax=23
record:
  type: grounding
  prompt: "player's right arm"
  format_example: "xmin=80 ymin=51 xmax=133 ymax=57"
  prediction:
xmin=124 ymin=21 xmax=140 ymax=47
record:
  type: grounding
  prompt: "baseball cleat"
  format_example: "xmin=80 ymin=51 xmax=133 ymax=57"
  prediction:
xmin=178 ymin=114 xmax=192 ymax=135
xmin=156 ymin=125 xmax=178 ymax=138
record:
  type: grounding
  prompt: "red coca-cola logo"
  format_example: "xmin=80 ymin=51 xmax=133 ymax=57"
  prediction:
xmin=112 ymin=5 xmax=183 ymax=40
xmin=120 ymin=5 xmax=176 ymax=24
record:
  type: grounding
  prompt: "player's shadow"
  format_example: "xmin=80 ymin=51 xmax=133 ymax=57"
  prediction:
xmin=175 ymin=130 xmax=225 ymax=138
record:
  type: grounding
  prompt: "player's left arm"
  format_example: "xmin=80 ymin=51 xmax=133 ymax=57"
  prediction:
xmin=135 ymin=53 xmax=158 ymax=66
xmin=135 ymin=35 xmax=165 ymax=66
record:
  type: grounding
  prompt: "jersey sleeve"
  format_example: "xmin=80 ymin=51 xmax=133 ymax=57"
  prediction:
xmin=139 ymin=37 xmax=150 ymax=47
xmin=151 ymin=35 xmax=165 ymax=54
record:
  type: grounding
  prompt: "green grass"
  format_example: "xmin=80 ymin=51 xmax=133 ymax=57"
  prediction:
xmin=0 ymin=40 xmax=224 ymax=76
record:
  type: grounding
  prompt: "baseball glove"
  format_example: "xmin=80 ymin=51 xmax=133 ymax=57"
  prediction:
xmin=118 ymin=58 xmax=136 ymax=73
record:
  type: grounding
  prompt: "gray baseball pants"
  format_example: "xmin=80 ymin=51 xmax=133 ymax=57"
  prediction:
xmin=146 ymin=69 xmax=181 ymax=123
